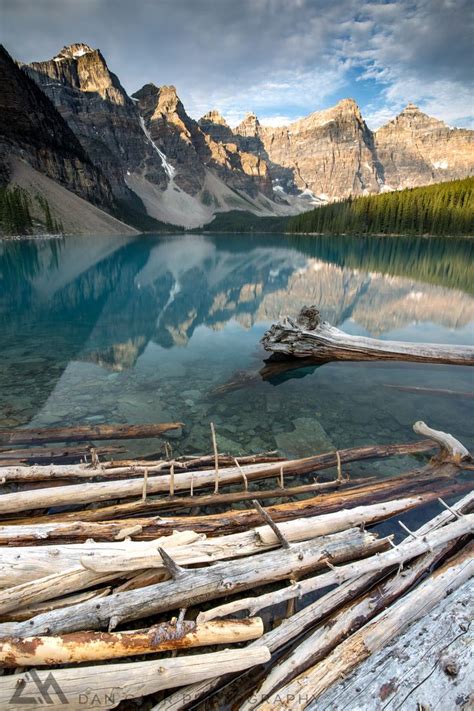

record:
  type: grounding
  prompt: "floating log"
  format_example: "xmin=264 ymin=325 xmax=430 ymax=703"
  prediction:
xmin=383 ymin=384 xmax=474 ymax=399
xmin=261 ymin=306 xmax=474 ymax=365
xmin=413 ymin=420 xmax=471 ymax=461
xmin=0 ymin=422 xmax=184 ymax=447
xmin=0 ymin=437 xmax=440 ymax=515
xmin=0 ymin=499 xmax=416 ymax=590
xmin=0 ymin=587 xmax=111 ymax=623
xmin=0 ymin=529 xmax=386 ymax=637
xmin=197 ymin=513 xmax=474 ymax=622
xmin=0 ymin=618 xmax=264 ymax=667
xmin=313 ymin=577 xmax=473 ymax=709
xmin=256 ymin=543 xmax=473 ymax=710
xmin=0 ymin=647 xmax=271 ymax=711
xmin=0 ymin=444 xmax=124 ymax=465
xmin=159 ymin=490 xmax=474 ymax=711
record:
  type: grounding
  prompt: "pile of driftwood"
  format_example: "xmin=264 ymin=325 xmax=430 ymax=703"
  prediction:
xmin=0 ymin=420 xmax=472 ymax=709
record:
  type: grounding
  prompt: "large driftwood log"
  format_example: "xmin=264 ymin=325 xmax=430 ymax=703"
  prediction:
xmin=0 ymin=618 xmax=264 ymax=667
xmin=157 ymin=490 xmax=474 ymax=711
xmin=0 ymin=422 xmax=183 ymax=447
xmin=197 ymin=513 xmax=474 ymax=622
xmin=0 ymin=529 xmax=386 ymax=637
xmin=0 ymin=647 xmax=271 ymax=711
xmin=238 ymin=524 xmax=473 ymax=709
xmin=0 ymin=499 xmax=417 ymax=590
xmin=261 ymin=306 xmax=474 ymax=365
xmin=311 ymin=578 xmax=473 ymax=710
xmin=256 ymin=544 xmax=473 ymax=710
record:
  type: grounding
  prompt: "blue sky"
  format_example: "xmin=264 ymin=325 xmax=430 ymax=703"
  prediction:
xmin=2 ymin=0 xmax=473 ymax=128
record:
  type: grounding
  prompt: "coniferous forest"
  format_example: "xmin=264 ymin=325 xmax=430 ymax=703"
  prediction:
xmin=287 ymin=177 xmax=474 ymax=236
xmin=0 ymin=186 xmax=63 ymax=235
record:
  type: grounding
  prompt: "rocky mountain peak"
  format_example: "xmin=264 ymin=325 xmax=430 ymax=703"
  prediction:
xmin=200 ymin=110 xmax=229 ymax=127
xmin=235 ymin=112 xmax=261 ymax=137
xmin=53 ymin=43 xmax=95 ymax=61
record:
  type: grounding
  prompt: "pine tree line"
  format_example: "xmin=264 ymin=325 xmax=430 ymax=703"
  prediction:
xmin=288 ymin=178 xmax=474 ymax=237
xmin=0 ymin=186 xmax=63 ymax=235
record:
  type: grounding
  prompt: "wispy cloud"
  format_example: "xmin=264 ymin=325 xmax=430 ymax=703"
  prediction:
xmin=2 ymin=0 xmax=472 ymax=128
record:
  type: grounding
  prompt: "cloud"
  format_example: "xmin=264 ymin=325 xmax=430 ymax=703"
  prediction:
xmin=1 ymin=0 xmax=472 ymax=128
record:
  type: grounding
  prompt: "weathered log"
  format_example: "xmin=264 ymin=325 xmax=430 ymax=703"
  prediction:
xmin=256 ymin=543 xmax=473 ymax=710
xmin=158 ymin=490 xmax=474 ymax=711
xmin=0 ymin=647 xmax=271 ymax=711
xmin=0 ymin=587 xmax=111 ymax=623
xmin=0 ymin=422 xmax=184 ymax=447
xmin=197 ymin=513 xmax=474 ymax=622
xmin=0 ymin=497 xmax=436 ymax=588
xmin=0 ymin=477 xmax=360 ymax=545
xmin=239 ymin=524 xmax=473 ymax=708
xmin=0 ymin=437 xmax=439 ymax=515
xmin=0 ymin=618 xmax=264 ymax=667
xmin=0 ymin=529 xmax=386 ymax=637
xmin=413 ymin=420 xmax=471 ymax=461
xmin=312 ymin=578 xmax=473 ymax=710
xmin=261 ymin=307 xmax=474 ymax=365
xmin=0 ymin=499 xmax=406 ymax=606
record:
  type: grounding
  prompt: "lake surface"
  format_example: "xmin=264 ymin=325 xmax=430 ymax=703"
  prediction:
xmin=1 ymin=232 xmax=473 ymax=476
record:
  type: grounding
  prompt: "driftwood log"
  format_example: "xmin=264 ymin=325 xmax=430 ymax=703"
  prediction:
xmin=0 ymin=618 xmax=264 ymax=667
xmin=0 ymin=529 xmax=386 ymax=637
xmin=0 ymin=422 xmax=184 ymax=447
xmin=256 ymin=543 xmax=473 ymax=710
xmin=157 ymin=490 xmax=474 ymax=711
xmin=0 ymin=647 xmax=271 ymax=711
xmin=261 ymin=306 xmax=474 ymax=365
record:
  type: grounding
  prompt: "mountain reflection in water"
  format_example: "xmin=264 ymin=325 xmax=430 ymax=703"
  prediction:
xmin=1 ymin=232 xmax=473 ymax=462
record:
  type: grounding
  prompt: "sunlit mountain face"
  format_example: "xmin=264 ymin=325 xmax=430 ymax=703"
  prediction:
xmin=1 ymin=233 xmax=473 ymax=460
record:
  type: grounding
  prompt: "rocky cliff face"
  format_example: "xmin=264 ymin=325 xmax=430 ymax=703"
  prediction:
xmin=201 ymin=100 xmax=473 ymax=201
xmin=0 ymin=44 xmax=113 ymax=208
xmin=134 ymin=84 xmax=272 ymax=198
xmin=230 ymin=100 xmax=382 ymax=199
xmin=25 ymin=44 xmax=169 ymax=202
xmin=375 ymin=103 xmax=474 ymax=189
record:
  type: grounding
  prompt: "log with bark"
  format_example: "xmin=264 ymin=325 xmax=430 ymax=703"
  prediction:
xmin=0 ymin=422 xmax=184 ymax=447
xmin=261 ymin=306 xmax=474 ymax=365
xmin=0 ymin=618 xmax=264 ymax=667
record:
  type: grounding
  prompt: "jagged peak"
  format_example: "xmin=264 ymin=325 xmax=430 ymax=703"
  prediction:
xmin=402 ymin=102 xmax=421 ymax=113
xmin=53 ymin=43 xmax=96 ymax=62
xmin=199 ymin=110 xmax=229 ymax=126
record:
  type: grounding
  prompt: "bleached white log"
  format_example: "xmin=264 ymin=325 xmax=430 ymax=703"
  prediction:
xmin=0 ymin=647 xmax=271 ymax=711
xmin=256 ymin=545 xmax=473 ymax=710
xmin=197 ymin=513 xmax=473 ymax=622
xmin=0 ymin=529 xmax=383 ymax=637
xmin=413 ymin=420 xmax=471 ymax=461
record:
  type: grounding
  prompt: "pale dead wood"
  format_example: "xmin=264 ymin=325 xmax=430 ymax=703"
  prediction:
xmin=413 ymin=420 xmax=471 ymax=461
xmin=197 ymin=513 xmax=473 ymax=622
xmin=158 ymin=490 xmax=474 ymax=711
xmin=0 ymin=618 xmax=264 ymax=667
xmin=262 ymin=307 xmax=474 ymax=365
xmin=0 ymin=647 xmax=271 ymax=711
xmin=0 ymin=529 xmax=386 ymax=637
xmin=0 ymin=498 xmax=422 ymax=588
xmin=0 ymin=587 xmax=111 ymax=623
xmin=256 ymin=544 xmax=474 ymax=710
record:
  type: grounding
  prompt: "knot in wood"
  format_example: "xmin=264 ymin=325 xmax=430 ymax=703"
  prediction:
xmin=296 ymin=305 xmax=321 ymax=331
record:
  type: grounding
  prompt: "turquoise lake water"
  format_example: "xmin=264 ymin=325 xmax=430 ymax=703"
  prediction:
xmin=1 ymin=232 xmax=473 ymax=475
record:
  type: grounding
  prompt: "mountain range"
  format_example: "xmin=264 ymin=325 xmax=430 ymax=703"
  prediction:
xmin=1 ymin=42 xmax=473 ymax=233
